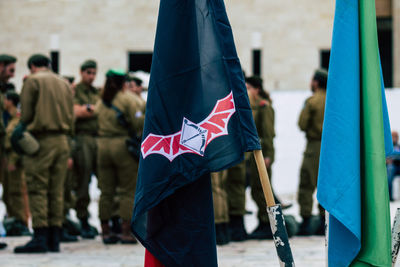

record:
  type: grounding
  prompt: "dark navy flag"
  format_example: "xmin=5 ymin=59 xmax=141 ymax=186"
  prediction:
xmin=131 ymin=0 xmax=260 ymax=266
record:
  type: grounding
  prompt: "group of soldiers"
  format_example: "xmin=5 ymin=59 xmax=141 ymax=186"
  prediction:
xmin=0 ymin=51 xmax=328 ymax=252
xmin=211 ymin=69 xmax=328 ymax=245
xmin=0 ymin=54 xmax=145 ymax=253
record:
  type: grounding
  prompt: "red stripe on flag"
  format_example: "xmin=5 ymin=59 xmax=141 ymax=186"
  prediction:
xmin=144 ymin=249 xmax=165 ymax=267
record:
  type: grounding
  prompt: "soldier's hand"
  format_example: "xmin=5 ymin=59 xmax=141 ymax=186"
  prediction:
xmin=264 ymin=157 xmax=271 ymax=168
xmin=67 ymin=158 xmax=73 ymax=170
xmin=8 ymin=163 xmax=16 ymax=172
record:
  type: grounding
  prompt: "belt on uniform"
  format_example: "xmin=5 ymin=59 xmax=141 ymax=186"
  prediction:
xmin=75 ymin=131 xmax=98 ymax=137
xmin=32 ymin=130 xmax=67 ymax=138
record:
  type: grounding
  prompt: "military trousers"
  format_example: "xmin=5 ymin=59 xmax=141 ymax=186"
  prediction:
xmin=226 ymin=160 xmax=246 ymax=216
xmin=73 ymin=134 xmax=97 ymax=219
xmin=298 ymin=140 xmax=324 ymax=218
xmin=0 ymin=135 xmax=4 ymax=184
xmin=3 ymin=167 xmax=28 ymax=224
xmin=24 ymin=134 xmax=69 ymax=228
xmin=211 ymin=170 xmax=229 ymax=224
xmin=64 ymin=168 xmax=75 ymax=220
xmin=97 ymin=137 xmax=138 ymax=221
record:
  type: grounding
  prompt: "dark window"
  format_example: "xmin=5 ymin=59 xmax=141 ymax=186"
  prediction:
xmin=252 ymin=49 xmax=262 ymax=76
xmin=377 ymin=18 xmax=393 ymax=87
xmin=320 ymin=50 xmax=331 ymax=70
xmin=50 ymin=51 xmax=59 ymax=74
xmin=128 ymin=52 xmax=153 ymax=73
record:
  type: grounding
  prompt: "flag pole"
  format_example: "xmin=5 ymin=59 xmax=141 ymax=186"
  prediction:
xmin=392 ymin=208 xmax=400 ymax=267
xmin=253 ymin=150 xmax=295 ymax=266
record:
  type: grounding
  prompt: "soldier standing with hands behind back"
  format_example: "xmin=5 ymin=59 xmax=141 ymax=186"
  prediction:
xmin=297 ymin=69 xmax=327 ymax=236
xmin=13 ymin=54 xmax=73 ymax=253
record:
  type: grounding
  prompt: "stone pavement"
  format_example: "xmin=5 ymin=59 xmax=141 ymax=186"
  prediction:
xmin=0 ymin=235 xmax=325 ymax=267
xmin=1 ymin=183 xmax=399 ymax=266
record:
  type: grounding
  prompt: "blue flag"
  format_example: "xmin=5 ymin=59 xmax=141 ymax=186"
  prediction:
xmin=131 ymin=0 xmax=260 ymax=266
xmin=317 ymin=1 xmax=392 ymax=266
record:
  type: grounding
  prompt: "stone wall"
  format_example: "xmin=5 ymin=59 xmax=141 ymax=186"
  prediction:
xmin=1 ymin=0 xmax=335 ymax=90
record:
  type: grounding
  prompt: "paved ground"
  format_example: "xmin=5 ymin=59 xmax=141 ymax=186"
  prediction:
xmin=0 ymin=236 xmax=325 ymax=267
xmin=1 ymin=187 xmax=399 ymax=267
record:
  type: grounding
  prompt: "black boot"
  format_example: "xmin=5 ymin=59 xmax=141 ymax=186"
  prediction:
xmin=228 ymin=215 xmax=247 ymax=242
xmin=297 ymin=216 xmax=313 ymax=236
xmin=248 ymin=222 xmax=273 ymax=240
xmin=111 ymin=216 xmax=122 ymax=234
xmin=5 ymin=219 xmax=31 ymax=236
xmin=0 ymin=242 xmax=7 ymax=250
xmin=101 ymin=220 xmax=119 ymax=244
xmin=14 ymin=227 xmax=48 ymax=253
xmin=315 ymin=216 xmax=326 ymax=236
xmin=61 ymin=227 xmax=78 ymax=242
xmin=47 ymin=226 xmax=61 ymax=252
xmin=215 ymin=223 xmax=230 ymax=246
xmin=63 ymin=217 xmax=81 ymax=236
xmin=79 ymin=218 xmax=96 ymax=239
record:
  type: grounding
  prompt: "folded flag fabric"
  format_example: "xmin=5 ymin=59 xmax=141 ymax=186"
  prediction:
xmin=131 ymin=0 xmax=260 ymax=266
xmin=317 ymin=0 xmax=393 ymax=266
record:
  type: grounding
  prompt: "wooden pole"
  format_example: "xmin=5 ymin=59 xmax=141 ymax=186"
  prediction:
xmin=253 ymin=149 xmax=295 ymax=266
xmin=253 ymin=149 xmax=275 ymax=207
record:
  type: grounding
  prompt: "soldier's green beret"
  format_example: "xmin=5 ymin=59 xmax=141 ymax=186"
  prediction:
xmin=314 ymin=68 xmax=328 ymax=80
xmin=80 ymin=60 xmax=97 ymax=71
xmin=0 ymin=54 xmax=17 ymax=65
xmin=313 ymin=68 xmax=328 ymax=89
xmin=106 ymin=68 xmax=126 ymax=78
xmin=27 ymin=54 xmax=50 ymax=68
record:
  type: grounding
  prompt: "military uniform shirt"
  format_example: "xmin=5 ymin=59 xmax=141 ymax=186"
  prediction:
xmin=298 ymin=90 xmax=326 ymax=141
xmin=20 ymin=69 xmax=74 ymax=134
xmin=74 ymin=82 xmax=100 ymax=134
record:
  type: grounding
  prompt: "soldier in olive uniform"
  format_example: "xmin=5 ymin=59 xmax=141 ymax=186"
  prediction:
xmin=95 ymin=69 xmax=143 ymax=244
xmin=126 ymin=75 xmax=146 ymax=113
xmin=297 ymin=69 xmax=327 ymax=236
xmin=0 ymin=54 xmax=17 ymax=185
xmin=72 ymin=60 xmax=99 ymax=239
xmin=3 ymin=91 xmax=31 ymax=236
xmin=245 ymin=76 xmax=276 ymax=239
xmin=0 ymin=54 xmax=17 ymax=250
xmin=211 ymin=170 xmax=230 ymax=245
xmin=13 ymin=54 xmax=74 ymax=253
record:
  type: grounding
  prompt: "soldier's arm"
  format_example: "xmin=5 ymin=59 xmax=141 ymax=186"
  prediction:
xmin=298 ymin=98 xmax=312 ymax=132
xmin=260 ymin=105 xmax=275 ymax=163
xmin=20 ymin=77 xmax=38 ymax=125
xmin=126 ymin=95 xmax=144 ymax=136
xmin=73 ymin=90 xmax=96 ymax=119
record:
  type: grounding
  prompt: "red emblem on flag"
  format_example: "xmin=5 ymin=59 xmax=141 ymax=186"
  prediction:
xmin=141 ymin=92 xmax=236 ymax=161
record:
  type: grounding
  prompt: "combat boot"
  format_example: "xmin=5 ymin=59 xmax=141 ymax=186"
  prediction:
xmin=248 ymin=222 xmax=273 ymax=240
xmin=63 ymin=217 xmax=81 ymax=236
xmin=215 ymin=223 xmax=230 ymax=246
xmin=111 ymin=216 xmax=122 ymax=234
xmin=79 ymin=217 xmax=96 ymax=239
xmin=14 ymin=227 xmax=48 ymax=253
xmin=228 ymin=215 xmax=247 ymax=242
xmin=297 ymin=216 xmax=313 ymax=236
xmin=60 ymin=227 xmax=78 ymax=242
xmin=314 ymin=216 xmax=326 ymax=236
xmin=101 ymin=221 xmax=119 ymax=244
xmin=120 ymin=220 xmax=137 ymax=244
xmin=47 ymin=226 xmax=61 ymax=252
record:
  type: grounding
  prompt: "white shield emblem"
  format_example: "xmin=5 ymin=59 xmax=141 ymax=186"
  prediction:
xmin=180 ymin=118 xmax=208 ymax=155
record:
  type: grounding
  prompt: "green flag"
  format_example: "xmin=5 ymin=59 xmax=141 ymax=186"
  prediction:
xmin=351 ymin=0 xmax=391 ymax=266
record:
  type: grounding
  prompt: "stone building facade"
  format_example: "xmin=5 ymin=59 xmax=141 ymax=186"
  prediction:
xmin=0 ymin=0 xmax=398 ymax=90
